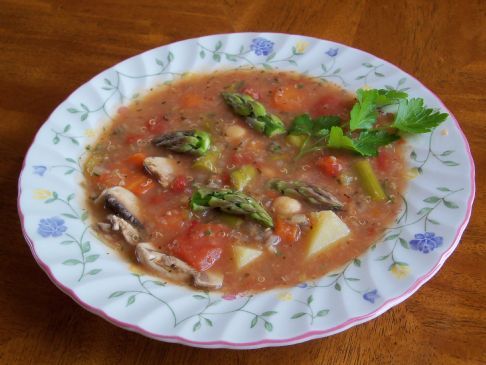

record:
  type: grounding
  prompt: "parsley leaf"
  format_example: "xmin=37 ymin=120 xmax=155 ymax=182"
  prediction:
xmin=327 ymin=126 xmax=399 ymax=157
xmin=349 ymin=89 xmax=379 ymax=131
xmin=353 ymin=130 xmax=400 ymax=156
xmin=288 ymin=114 xmax=340 ymax=159
xmin=376 ymin=89 xmax=408 ymax=106
xmin=288 ymin=114 xmax=340 ymax=136
xmin=392 ymin=98 xmax=448 ymax=133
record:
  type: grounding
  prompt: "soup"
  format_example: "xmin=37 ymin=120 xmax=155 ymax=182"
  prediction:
xmin=84 ymin=69 xmax=409 ymax=294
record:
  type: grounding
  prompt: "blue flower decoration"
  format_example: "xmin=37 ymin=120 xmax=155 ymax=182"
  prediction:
xmin=250 ymin=37 xmax=274 ymax=56
xmin=33 ymin=165 xmax=47 ymax=176
xmin=297 ymin=282 xmax=308 ymax=288
xmin=409 ymin=232 xmax=443 ymax=254
xmin=363 ymin=289 xmax=379 ymax=303
xmin=325 ymin=48 xmax=339 ymax=57
xmin=37 ymin=217 xmax=67 ymax=238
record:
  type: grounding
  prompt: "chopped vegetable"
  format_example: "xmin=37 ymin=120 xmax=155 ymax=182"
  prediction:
xmin=125 ymin=153 xmax=146 ymax=168
xmin=285 ymin=134 xmax=306 ymax=148
xmin=272 ymin=85 xmax=305 ymax=112
xmin=270 ymin=179 xmax=343 ymax=210
xmin=306 ymin=211 xmax=350 ymax=257
xmin=233 ymin=245 xmax=263 ymax=269
xmin=171 ymin=223 xmax=230 ymax=271
xmin=230 ymin=165 xmax=257 ymax=191
xmin=193 ymin=149 xmax=220 ymax=173
xmin=125 ymin=174 xmax=156 ymax=196
xmin=190 ymin=187 xmax=274 ymax=228
xmin=221 ymin=92 xmax=286 ymax=137
xmin=219 ymin=213 xmax=244 ymax=228
xmin=170 ymin=175 xmax=187 ymax=193
xmin=153 ymin=130 xmax=211 ymax=156
xmin=316 ymin=156 xmax=343 ymax=177
xmin=275 ymin=218 xmax=301 ymax=244
xmin=354 ymin=159 xmax=386 ymax=201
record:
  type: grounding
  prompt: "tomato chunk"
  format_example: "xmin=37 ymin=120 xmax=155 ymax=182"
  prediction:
xmin=171 ymin=223 xmax=231 ymax=271
xmin=316 ymin=156 xmax=343 ymax=177
xmin=275 ymin=218 xmax=301 ymax=245
xmin=170 ymin=175 xmax=187 ymax=193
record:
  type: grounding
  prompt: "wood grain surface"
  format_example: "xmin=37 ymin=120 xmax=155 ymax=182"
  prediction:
xmin=1 ymin=0 xmax=485 ymax=363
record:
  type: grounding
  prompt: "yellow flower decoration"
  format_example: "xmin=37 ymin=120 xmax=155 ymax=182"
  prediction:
xmin=277 ymin=292 xmax=293 ymax=301
xmin=295 ymin=41 xmax=309 ymax=54
xmin=84 ymin=128 xmax=96 ymax=138
xmin=362 ymin=83 xmax=372 ymax=90
xmin=390 ymin=263 xmax=410 ymax=279
xmin=33 ymin=189 xmax=52 ymax=200
xmin=405 ymin=167 xmax=420 ymax=180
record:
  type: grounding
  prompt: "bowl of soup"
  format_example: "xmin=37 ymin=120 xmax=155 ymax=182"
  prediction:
xmin=18 ymin=33 xmax=475 ymax=348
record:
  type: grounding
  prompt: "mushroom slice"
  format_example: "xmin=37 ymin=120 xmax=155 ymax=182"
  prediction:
xmin=135 ymin=243 xmax=195 ymax=281
xmin=143 ymin=157 xmax=180 ymax=187
xmin=193 ymin=271 xmax=224 ymax=290
xmin=95 ymin=186 xmax=143 ymax=227
xmin=105 ymin=214 xmax=141 ymax=245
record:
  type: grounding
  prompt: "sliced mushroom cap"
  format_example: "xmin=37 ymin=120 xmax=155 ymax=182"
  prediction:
xmin=193 ymin=271 xmax=224 ymax=290
xmin=135 ymin=243 xmax=224 ymax=289
xmin=95 ymin=186 xmax=143 ymax=227
xmin=143 ymin=157 xmax=179 ymax=187
xmin=104 ymin=214 xmax=141 ymax=245
xmin=135 ymin=243 xmax=195 ymax=282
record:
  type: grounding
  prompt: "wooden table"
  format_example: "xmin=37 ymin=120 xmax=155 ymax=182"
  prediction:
xmin=1 ymin=0 xmax=484 ymax=363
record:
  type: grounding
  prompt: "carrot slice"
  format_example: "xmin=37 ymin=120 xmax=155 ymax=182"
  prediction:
xmin=125 ymin=153 xmax=146 ymax=168
xmin=275 ymin=217 xmax=301 ymax=244
xmin=272 ymin=85 xmax=305 ymax=112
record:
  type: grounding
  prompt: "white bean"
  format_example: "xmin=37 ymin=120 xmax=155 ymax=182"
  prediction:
xmin=225 ymin=125 xmax=247 ymax=142
xmin=272 ymin=196 xmax=302 ymax=216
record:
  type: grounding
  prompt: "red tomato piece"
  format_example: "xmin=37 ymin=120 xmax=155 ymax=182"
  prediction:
xmin=316 ymin=156 xmax=343 ymax=177
xmin=171 ymin=223 xmax=231 ymax=271
xmin=170 ymin=175 xmax=187 ymax=193
xmin=275 ymin=218 xmax=301 ymax=245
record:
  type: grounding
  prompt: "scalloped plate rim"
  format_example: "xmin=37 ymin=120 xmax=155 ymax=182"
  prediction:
xmin=17 ymin=32 xmax=475 ymax=349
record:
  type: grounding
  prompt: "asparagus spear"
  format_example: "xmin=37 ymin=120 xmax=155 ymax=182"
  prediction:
xmin=269 ymin=179 xmax=343 ymax=210
xmin=152 ymin=130 xmax=211 ymax=156
xmin=190 ymin=188 xmax=274 ymax=228
xmin=221 ymin=92 xmax=286 ymax=137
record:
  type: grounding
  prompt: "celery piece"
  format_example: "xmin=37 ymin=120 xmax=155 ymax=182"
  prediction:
xmin=193 ymin=149 xmax=220 ymax=173
xmin=354 ymin=159 xmax=386 ymax=201
xmin=219 ymin=213 xmax=244 ymax=228
xmin=286 ymin=134 xmax=307 ymax=148
xmin=230 ymin=165 xmax=257 ymax=191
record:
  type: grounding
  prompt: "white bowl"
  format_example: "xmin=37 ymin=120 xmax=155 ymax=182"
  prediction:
xmin=18 ymin=33 xmax=475 ymax=349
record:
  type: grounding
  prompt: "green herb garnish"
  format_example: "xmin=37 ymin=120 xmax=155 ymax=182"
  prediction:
xmin=287 ymin=88 xmax=447 ymax=159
